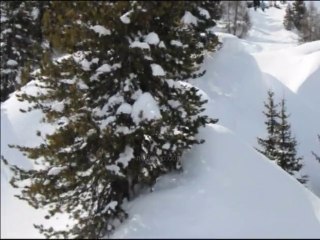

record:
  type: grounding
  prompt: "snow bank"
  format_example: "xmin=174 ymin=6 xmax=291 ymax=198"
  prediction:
xmin=1 ymin=82 xmax=67 ymax=238
xmin=113 ymin=124 xmax=320 ymax=238
xmin=192 ymin=32 xmax=320 ymax=196
xmin=297 ymin=67 xmax=320 ymax=114
xmin=254 ymin=41 xmax=320 ymax=93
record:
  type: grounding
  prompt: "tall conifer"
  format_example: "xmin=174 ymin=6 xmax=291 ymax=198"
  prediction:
xmin=5 ymin=1 xmax=220 ymax=238
xmin=257 ymin=90 xmax=279 ymax=161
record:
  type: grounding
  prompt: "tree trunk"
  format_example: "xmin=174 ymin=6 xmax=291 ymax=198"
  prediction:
xmin=233 ymin=1 xmax=239 ymax=35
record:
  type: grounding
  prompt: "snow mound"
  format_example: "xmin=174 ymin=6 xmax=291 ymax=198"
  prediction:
xmin=297 ymin=68 xmax=320 ymax=113
xmin=144 ymin=32 xmax=160 ymax=45
xmin=192 ymin=32 xmax=320 ymax=197
xmin=96 ymin=63 xmax=111 ymax=73
xmin=290 ymin=40 xmax=320 ymax=55
xmin=131 ymin=92 xmax=161 ymax=124
xmin=254 ymin=41 xmax=320 ymax=93
xmin=1 ymin=82 xmax=64 ymax=238
xmin=181 ymin=11 xmax=198 ymax=26
xmin=120 ymin=11 xmax=132 ymax=24
xmin=130 ymin=41 xmax=150 ymax=50
xmin=113 ymin=124 xmax=320 ymax=238
xmin=7 ymin=59 xmax=18 ymax=66
xmin=90 ymin=25 xmax=111 ymax=36
xmin=150 ymin=63 xmax=165 ymax=76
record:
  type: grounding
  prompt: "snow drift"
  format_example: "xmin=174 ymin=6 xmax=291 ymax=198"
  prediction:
xmin=113 ymin=124 xmax=320 ymax=238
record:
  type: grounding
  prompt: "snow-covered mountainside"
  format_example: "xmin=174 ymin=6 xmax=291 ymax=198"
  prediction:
xmin=113 ymin=5 xmax=320 ymax=238
xmin=1 ymin=3 xmax=320 ymax=239
xmin=113 ymin=124 xmax=320 ymax=238
xmin=197 ymin=6 xmax=320 ymax=197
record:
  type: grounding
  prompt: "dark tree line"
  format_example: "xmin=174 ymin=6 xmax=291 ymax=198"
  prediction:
xmin=283 ymin=0 xmax=320 ymax=42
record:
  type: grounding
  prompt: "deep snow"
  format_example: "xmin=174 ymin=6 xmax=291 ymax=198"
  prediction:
xmin=1 ymin=3 xmax=320 ymax=239
xmin=113 ymin=5 xmax=320 ymax=238
xmin=113 ymin=124 xmax=320 ymax=238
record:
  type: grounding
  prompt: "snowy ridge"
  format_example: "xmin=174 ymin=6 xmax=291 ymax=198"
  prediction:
xmin=113 ymin=124 xmax=320 ymax=238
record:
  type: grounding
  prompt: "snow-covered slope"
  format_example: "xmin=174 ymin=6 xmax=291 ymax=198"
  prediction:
xmin=1 ymin=3 xmax=320 ymax=239
xmin=113 ymin=5 xmax=320 ymax=238
xmin=195 ymin=6 xmax=320 ymax=197
xmin=113 ymin=124 xmax=320 ymax=238
xmin=1 ymin=82 xmax=65 ymax=238
xmin=246 ymin=6 xmax=299 ymax=52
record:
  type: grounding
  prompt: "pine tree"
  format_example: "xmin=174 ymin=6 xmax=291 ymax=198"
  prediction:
xmin=0 ymin=1 xmax=46 ymax=102
xmin=257 ymin=93 xmax=307 ymax=184
xmin=222 ymin=1 xmax=252 ymax=38
xmin=312 ymin=135 xmax=320 ymax=163
xmin=292 ymin=0 xmax=306 ymax=31
xmin=299 ymin=1 xmax=320 ymax=42
xmin=4 ymin=1 xmax=219 ymax=238
xmin=275 ymin=99 xmax=307 ymax=184
xmin=283 ymin=3 xmax=294 ymax=30
xmin=256 ymin=90 xmax=279 ymax=161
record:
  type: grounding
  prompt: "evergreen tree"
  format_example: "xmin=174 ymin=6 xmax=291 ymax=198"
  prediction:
xmin=256 ymin=90 xmax=279 ymax=161
xmin=222 ymin=1 xmax=252 ymax=38
xmin=274 ymin=99 xmax=307 ymax=184
xmin=299 ymin=2 xmax=320 ymax=43
xmin=283 ymin=3 xmax=294 ymax=30
xmin=0 ymin=1 xmax=46 ymax=102
xmin=257 ymin=93 xmax=307 ymax=184
xmin=253 ymin=0 xmax=260 ymax=11
xmin=292 ymin=0 xmax=306 ymax=31
xmin=4 ymin=1 xmax=219 ymax=238
xmin=312 ymin=135 xmax=320 ymax=163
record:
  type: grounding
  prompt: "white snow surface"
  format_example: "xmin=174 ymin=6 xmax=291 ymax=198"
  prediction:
xmin=116 ymin=146 xmax=134 ymax=168
xmin=96 ymin=63 xmax=111 ymax=73
xmin=31 ymin=7 xmax=39 ymax=20
xmin=131 ymin=92 xmax=162 ymax=124
xmin=90 ymin=25 xmax=111 ymax=36
xmin=181 ymin=11 xmax=198 ymax=26
xmin=116 ymin=103 xmax=132 ymax=115
xmin=144 ymin=32 xmax=160 ymax=45
xmin=47 ymin=166 xmax=67 ymax=176
xmin=120 ymin=10 xmax=132 ymax=24
xmin=170 ymin=40 xmax=183 ymax=47
xmin=198 ymin=7 xmax=210 ymax=19
xmin=130 ymin=41 xmax=150 ymax=50
xmin=113 ymin=125 xmax=320 ymax=238
xmin=7 ymin=59 xmax=18 ymax=66
xmin=1 ymin=4 xmax=320 ymax=238
xmin=150 ymin=63 xmax=166 ymax=76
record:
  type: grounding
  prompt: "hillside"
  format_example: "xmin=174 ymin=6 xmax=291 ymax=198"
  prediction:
xmin=1 ymin=3 xmax=320 ymax=239
xmin=113 ymin=5 xmax=320 ymax=238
